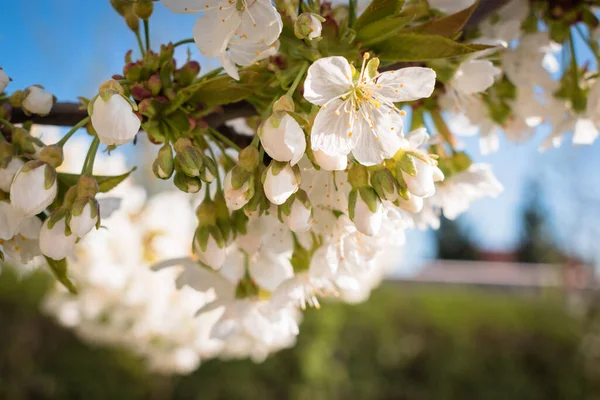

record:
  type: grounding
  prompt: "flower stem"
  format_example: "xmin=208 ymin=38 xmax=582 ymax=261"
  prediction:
xmin=143 ymin=19 xmax=151 ymax=52
xmin=431 ymin=109 xmax=456 ymax=150
xmin=208 ymin=127 xmax=241 ymax=152
xmin=81 ymin=136 xmax=100 ymax=176
xmin=0 ymin=118 xmax=15 ymax=130
xmin=348 ymin=0 xmax=357 ymax=27
xmin=286 ymin=62 xmax=310 ymax=97
xmin=569 ymin=29 xmax=585 ymax=113
xmin=205 ymin=141 xmax=222 ymax=191
xmin=57 ymin=116 xmax=90 ymax=147
xmin=135 ymin=30 xmax=145 ymax=56
xmin=173 ymin=38 xmax=195 ymax=48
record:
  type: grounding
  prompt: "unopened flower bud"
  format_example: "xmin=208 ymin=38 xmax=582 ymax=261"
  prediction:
xmin=174 ymin=142 xmax=204 ymax=177
xmin=194 ymin=225 xmax=226 ymax=269
xmin=110 ymin=0 xmax=129 ymax=16
xmin=174 ymin=171 xmax=202 ymax=193
xmin=174 ymin=61 xmax=201 ymax=86
xmin=259 ymin=112 xmax=306 ymax=166
xmin=39 ymin=210 xmax=77 ymax=260
xmin=263 ymin=161 xmax=300 ymax=205
xmin=133 ymin=0 xmax=153 ymax=19
xmin=69 ymin=197 xmax=99 ymax=237
xmin=349 ymin=187 xmax=383 ymax=236
xmin=125 ymin=9 xmax=140 ymax=32
xmin=90 ymin=81 xmax=140 ymax=146
xmin=224 ymin=168 xmax=254 ymax=210
xmin=200 ymin=155 xmax=218 ymax=183
xmin=77 ymin=176 xmax=99 ymax=198
xmin=10 ymin=127 xmax=44 ymax=156
xmin=295 ymin=13 xmax=323 ymax=40
xmin=10 ymin=161 xmax=57 ymax=216
xmin=0 ymin=157 xmax=23 ymax=192
xmin=281 ymin=190 xmax=312 ymax=232
xmin=313 ymin=149 xmax=347 ymax=171
xmin=396 ymin=192 xmax=424 ymax=213
xmin=153 ymin=143 xmax=174 ymax=179
xmin=401 ymin=155 xmax=444 ymax=198
xmin=39 ymin=144 xmax=64 ymax=168
xmin=370 ymin=168 xmax=397 ymax=201
xmin=22 ymin=86 xmax=55 ymax=116
xmin=147 ymin=74 xmax=162 ymax=96
xmin=0 ymin=68 xmax=9 ymax=94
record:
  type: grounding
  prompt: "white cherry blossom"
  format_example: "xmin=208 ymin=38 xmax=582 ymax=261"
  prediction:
xmin=304 ymin=55 xmax=436 ymax=166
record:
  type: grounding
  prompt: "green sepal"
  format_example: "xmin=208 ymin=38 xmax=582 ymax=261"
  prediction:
xmin=200 ymin=155 xmax=218 ymax=183
xmin=45 ymin=257 xmax=78 ymax=295
xmin=232 ymin=210 xmax=249 ymax=236
xmin=269 ymin=160 xmax=288 ymax=176
xmin=194 ymin=226 xmax=210 ymax=253
xmin=359 ymin=187 xmax=380 ymax=213
xmin=196 ymin=199 xmax=218 ymax=227
xmin=370 ymin=168 xmax=396 ymax=200
xmin=348 ymin=189 xmax=358 ymax=221
xmin=231 ymin=166 xmax=250 ymax=190
xmin=398 ymin=153 xmax=416 ymax=176
xmin=47 ymin=208 xmax=69 ymax=231
xmin=238 ymin=146 xmax=259 ymax=172
xmin=347 ymin=164 xmax=369 ymax=188
xmin=44 ymin=164 xmax=57 ymax=191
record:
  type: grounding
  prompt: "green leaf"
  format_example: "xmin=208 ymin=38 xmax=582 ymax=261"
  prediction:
xmin=356 ymin=15 xmax=414 ymax=46
xmin=353 ymin=0 xmax=405 ymax=31
xmin=373 ymin=34 xmax=493 ymax=61
xmin=406 ymin=0 xmax=479 ymax=37
xmin=190 ymin=75 xmax=254 ymax=106
xmin=45 ymin=257 xmax=78 ymax=294
xmin=57 ymin=167 xmax=136 ymax=193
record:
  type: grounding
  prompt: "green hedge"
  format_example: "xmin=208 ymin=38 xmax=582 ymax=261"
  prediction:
xmin=0 ymin=271 xmax=594 ymax=400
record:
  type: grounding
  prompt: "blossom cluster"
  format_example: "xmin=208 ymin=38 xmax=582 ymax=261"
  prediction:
xmin=2 ymin=0 xmax=597 ymax=372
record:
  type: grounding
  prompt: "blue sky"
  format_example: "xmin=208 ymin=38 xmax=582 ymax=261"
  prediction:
xmin=2 ymin=1 xmax=600 ymax=268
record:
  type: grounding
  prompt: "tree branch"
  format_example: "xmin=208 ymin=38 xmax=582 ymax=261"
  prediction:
xmin=9 ymin=101 xmax=256 ymax=146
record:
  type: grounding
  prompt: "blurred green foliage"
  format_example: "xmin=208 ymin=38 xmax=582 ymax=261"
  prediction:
xmin=0 ymin=268 xmax=594 ymax=400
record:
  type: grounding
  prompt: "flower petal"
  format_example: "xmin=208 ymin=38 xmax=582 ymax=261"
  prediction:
xmin=218 ymin=53 xmax=240 ymax=80
xmin=193 ymin=7 xmax=240 ymax=58
xmin=371 ymin=67 xmax=436 ymax=102
xmin=451 ymin=60 xmax=501 ymax=95
xmin=352 ymin=106 xmax=404 ymax=166
xmin=310 ymin=99 xmax=358 ymax=156
xmin=304 ymin=56 xmax=353 ymax=106
xmin=160 ymin=0 xmax=221 ymax=13
xmin=405 ymin=127 xmax=429 ymax=149
xmin=228 ymin=39 xmax=279 ymax=66
xmin=573 ymin=118 xmax=599 ymax=145
xmin=237 ymin=0 xmax=282 ymax=44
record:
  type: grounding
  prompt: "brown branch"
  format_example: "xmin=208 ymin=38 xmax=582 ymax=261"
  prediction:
xmin=9 ymin=101 xmax=256 ymax=146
